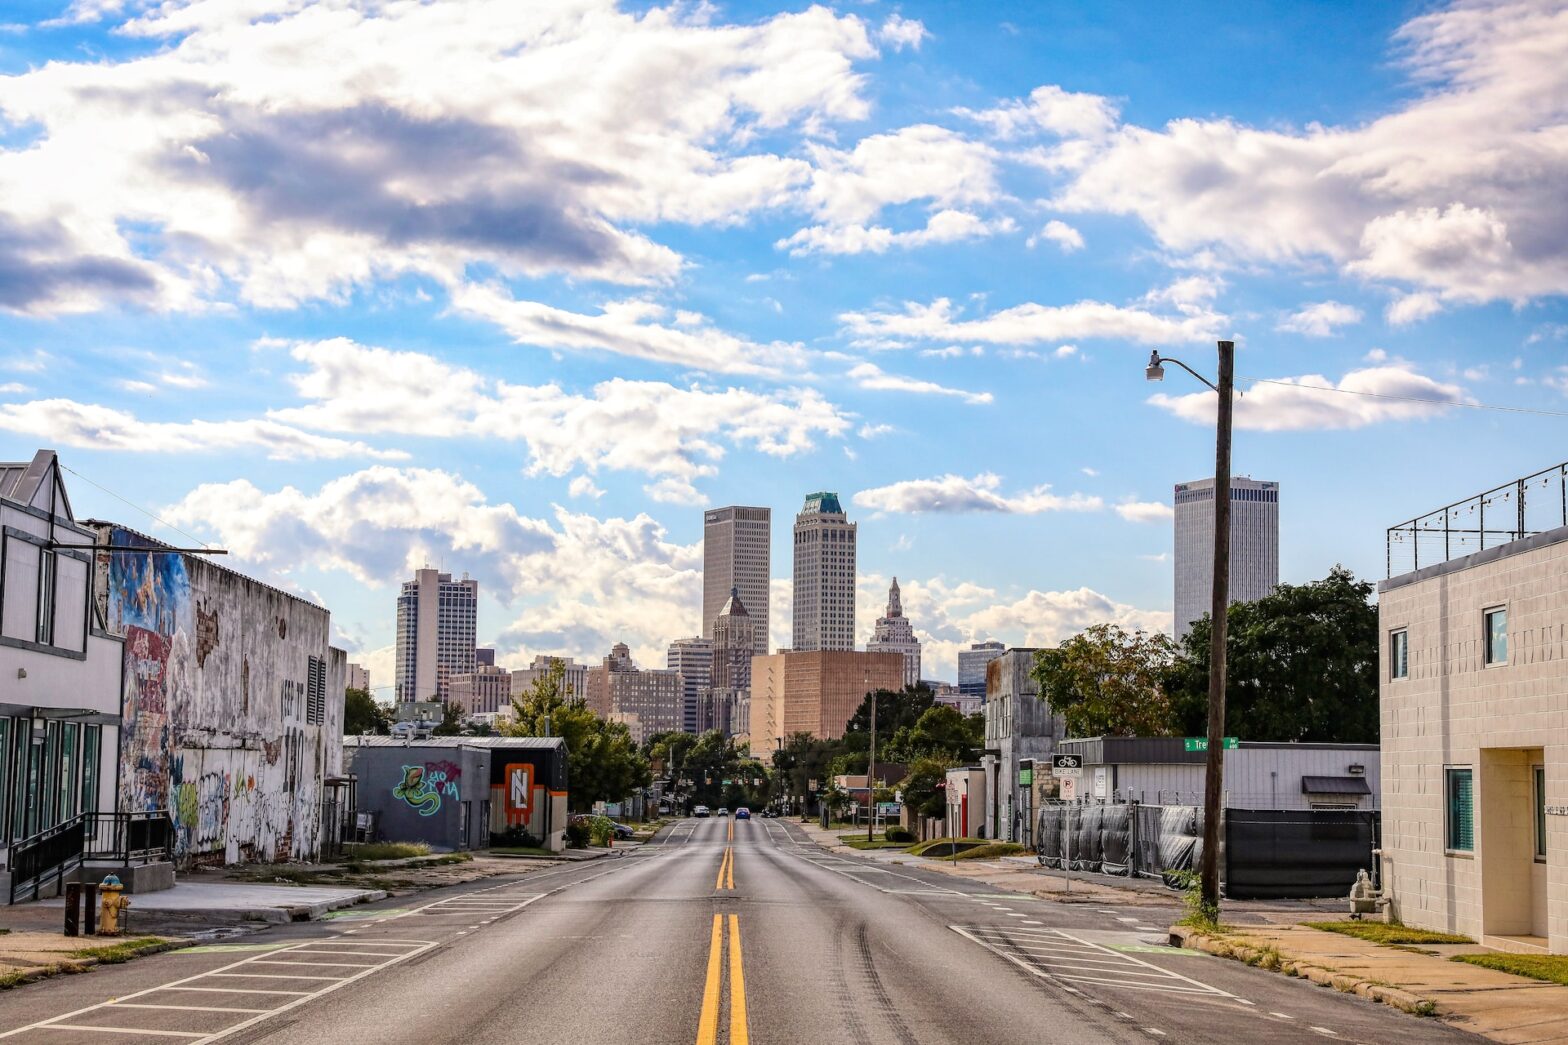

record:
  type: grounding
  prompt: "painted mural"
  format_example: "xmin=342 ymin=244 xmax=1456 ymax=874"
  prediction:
xmin=100 ymin=526 xmax=345 ymax=866
xmin=391 ymin=761 xmax=461 ymax=817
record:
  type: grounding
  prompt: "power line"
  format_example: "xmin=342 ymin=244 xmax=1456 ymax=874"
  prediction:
xmin=1236 ymin=375 xmax=1568 ymax=419
xmin=59 ymin=463 xmax=214 ymax=550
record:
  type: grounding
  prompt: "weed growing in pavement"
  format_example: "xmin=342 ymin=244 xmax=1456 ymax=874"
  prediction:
xmin=1304 ymin=921 xmax=1472 ymax=946
xmin=1451 ymin=953 xmax=1568 ymax=986
xmin=1168 ymin=869 xmax=1221 ymax=932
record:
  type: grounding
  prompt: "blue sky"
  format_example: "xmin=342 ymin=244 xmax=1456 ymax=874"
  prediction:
xmin=1 ymin=0 xmax=1565 ymax=691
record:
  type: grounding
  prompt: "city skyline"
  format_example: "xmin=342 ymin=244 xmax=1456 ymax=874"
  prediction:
xmin=1 ymin=1 xmax=1562 ymax=692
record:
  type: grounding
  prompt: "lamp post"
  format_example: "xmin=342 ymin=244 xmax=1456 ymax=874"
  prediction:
xmin=1145 ymin=341 xmax=1235 ymax=918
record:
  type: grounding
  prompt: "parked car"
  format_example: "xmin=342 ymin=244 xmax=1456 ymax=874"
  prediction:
xmin=717 ymin=807 xmax=729 ymax=817
xmin=693 ymin=805 xmax=711 ymax=818
xmin=758 ymin=808 xmax=777 ymax=819
xmin=734 ymin=807 xmax=750 ymax=820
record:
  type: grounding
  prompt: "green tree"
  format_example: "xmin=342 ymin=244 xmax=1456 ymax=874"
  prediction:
xmin=773 ymin=733 xmax=846 ymax=814
xmin=841 ymin=685 xmax=937 ymax=756
xmin=1170 ymin=566 xmax=1379 ymax=743
xmin=1033 ymin=624 xmax=1179 ymax=738
xmin=888 ymin=705 xmax=983 ymax=762
xmin=898 ymin=755 xmax=957 ymax=820
xmin=343 ymin=687 xmax=389 ymax=735
xmin=431 ymin=700 xmax=464 ymax=736
xmin=502 ymin=658 xmax=651 ymax=811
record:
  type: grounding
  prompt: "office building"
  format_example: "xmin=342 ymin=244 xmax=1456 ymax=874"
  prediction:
xmin=745 ymin=650 xmax=904 ymax=753
xmin=792 ymin=492 xmax=856 ymax=652
xmin=702 ymin=587 xmax=756 ymax=735
xmin=475 ymin=647 xmax=496 ymax=667
xmin=347 ymin=663 xmax=370 ymax=692
xmin=511 ymin=655 xmax=589 ymax=705
xmin=585 ymin=643 xmax=682 ymax=745
xmin=957 ymin=641 xmax=1005 ymax=702
xmin=867 ymin=577 xmax=921 ymax=688
xmin=449 ymin=663 xmax=513 ymax=716
xmin=703 ymin=506 xmax=771 ymax=656
xmin=395 ymin=568 xmax=478 ymax=703
xmin=667 ymin=637 xmax=715 ymax=734
xmin=1173 ymin=476 xmax=1279 ymax=639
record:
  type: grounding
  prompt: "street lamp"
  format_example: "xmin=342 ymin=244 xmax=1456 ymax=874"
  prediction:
xmin=1145 ymin=341 xmax=1235 ymax=920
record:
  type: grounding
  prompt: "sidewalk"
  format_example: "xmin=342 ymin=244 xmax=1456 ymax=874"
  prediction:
xmin=26 ymin=880 xmax=386 ymax=927
xmin=1173 ymin=922 xmax=1568 ymax=1044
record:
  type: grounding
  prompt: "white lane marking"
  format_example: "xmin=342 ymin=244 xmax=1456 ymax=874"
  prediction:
xmin=1310 ymin=1029 xmax=1337 ymax=1037
xmin=1270 ymin=1012 xmax=1294 ymax=1020
xmin=246 ymin=960 xmax=378 ymax=969
xmin=1022 ymin=920 xmax=1043 ymax=926
xmin=951 ymin=925 xmax=1237 ymax=1001
xmin=112 ymin=1005 xmax=271 ymax=1015
xmin=39 ymin=1026 xmax=205 ymax=1038
xmin=1145 ymin=1030 xmax=1166 ymax=1037
xmin=206 ymin=974 xmax=344 ymax=981
xmin=1005 ymin=913 xmax=1027 ymax=918
xmin=159 ymin=988 xmax=311 ymax=997
xmin=1117 ymin=917 xmax=1139 ymax=924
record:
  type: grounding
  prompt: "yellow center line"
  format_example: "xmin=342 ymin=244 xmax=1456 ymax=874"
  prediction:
xmin=728 ymin=914 xmax=749 ymax=1045
xmin=696 ymin=914 xmax=723 ymax=1045
xmin=726 ymin=846 xmax=735 ymax=890
xmin=714 ymin=847 xmax=732 ymax=891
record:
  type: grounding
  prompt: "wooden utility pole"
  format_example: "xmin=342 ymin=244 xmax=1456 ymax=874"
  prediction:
xmin=1200 ymin=340 xmax=1235 ymax=916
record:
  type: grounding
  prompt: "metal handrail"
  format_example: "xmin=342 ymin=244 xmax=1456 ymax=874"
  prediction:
xmin=83 ymin=811 xmax=173 ymax=865
xmin=1387 ymin=460 xmax=1568 ymax=577
xmin=8 ymin=814 xmax=88 ymax=904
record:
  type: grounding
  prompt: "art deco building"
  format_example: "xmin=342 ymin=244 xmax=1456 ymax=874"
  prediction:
xmin=702 ymin=587 xmax=756 ymax=736
xmin=703 ymin=506 xmax=770 ymax=656
xmin=866 ymin=577 xmax=921 ymax=688
xmin=792 ymin=492 xmax=856 ymax=652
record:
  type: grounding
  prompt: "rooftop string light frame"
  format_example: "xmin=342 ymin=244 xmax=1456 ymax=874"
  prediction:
xmin=1387 ymin=461 xmax=1568 ymax=577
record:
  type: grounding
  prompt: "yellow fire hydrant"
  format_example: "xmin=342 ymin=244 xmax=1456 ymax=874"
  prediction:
xmin=98 ymin=874 xmax=129 ymax=936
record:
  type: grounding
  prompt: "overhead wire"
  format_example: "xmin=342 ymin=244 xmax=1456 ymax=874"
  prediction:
xmin=1235 ymin=375 xmax=1568 ymax=419
xmin=59 ymin=462 xmax=214 ymax=550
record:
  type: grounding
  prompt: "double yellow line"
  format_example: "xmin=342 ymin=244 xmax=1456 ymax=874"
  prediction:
xmin=715 ymin=846 xmax=735 ymax=890
xmin=696 ymin=914 xmax=748 ymax=1045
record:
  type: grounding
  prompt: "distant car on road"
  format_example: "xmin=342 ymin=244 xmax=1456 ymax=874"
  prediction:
xmin=693 ymin=805 xmax=711 ymax=818
xmin=734 ymin=807 xmax=750 ymax=820
xmin=717 ymin=807 xmax=730 ymax=817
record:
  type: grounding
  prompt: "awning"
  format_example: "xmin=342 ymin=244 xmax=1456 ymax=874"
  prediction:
xmin=1301 ymin=775 xmax=1371 ymax=795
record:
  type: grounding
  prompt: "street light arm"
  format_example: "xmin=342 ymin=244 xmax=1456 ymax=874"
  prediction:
xmin=1152 ymin=355 xmax=1221 ymax=394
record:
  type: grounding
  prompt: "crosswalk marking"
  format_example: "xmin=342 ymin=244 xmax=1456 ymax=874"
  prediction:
xmin=951 ymin=924 xmax=1234 ymax=1001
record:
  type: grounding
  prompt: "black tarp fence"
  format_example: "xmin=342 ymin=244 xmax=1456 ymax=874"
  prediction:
xmin=1035 ymin=802 xmax=1376 ymax=898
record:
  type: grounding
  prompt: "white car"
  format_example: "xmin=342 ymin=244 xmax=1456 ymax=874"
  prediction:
xmin=693 ymin=805 xmax=711 ymax=818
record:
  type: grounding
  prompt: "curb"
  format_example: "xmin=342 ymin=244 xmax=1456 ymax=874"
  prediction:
xmin=0 ymin=937 xmax=194 ymax=991
xmin=1168 ymin=926 xmax=1440 ymax=1018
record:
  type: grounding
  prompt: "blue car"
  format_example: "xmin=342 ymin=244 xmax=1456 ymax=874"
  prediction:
xmin=735 ymin=807 xmax=751 ymax=820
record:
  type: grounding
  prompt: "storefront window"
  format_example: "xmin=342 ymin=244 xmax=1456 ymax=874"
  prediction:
xmin=58 ymin=722 xmax=78 ymax=821
xmin=81 ymin=725 xmax=100 ymax=818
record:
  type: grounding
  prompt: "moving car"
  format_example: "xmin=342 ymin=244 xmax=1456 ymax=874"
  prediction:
xmin=717 ymin=807 xmax=730 ymax=817
xmin=734 ymin=807 xmax=751 ymax=820
xmin=693 ymin=805 xmax=711 ymax=818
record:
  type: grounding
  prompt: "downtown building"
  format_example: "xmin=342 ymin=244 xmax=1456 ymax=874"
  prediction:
xmin=394 ymin=568 xmax=479 ymax=704
xmin=702 ymin=587 xmax=756 ymax=736
xmin=511 ymin=655 xmax=589 ymax=705
xmin=957 ymin=641 xmax=1005 ymax=702
xmin=792 ymin=492 xmax=856 ymax=652
xmin=667 ymin=636 xmax=715 ymax=734
xmin=1173 ymin=476 xmax=1279 ymax=639
xmin=585 ymin=643 xmax=682 ymax=745
xmin=866 ymin=578 xmax=921 ymax=688
xmin=744 ymin=650 xmax=904 ymax=753
xmin=703 ymin=506 xmax=770 ymax=657
xmin=448 ymin=663 xmax=513 ymax=716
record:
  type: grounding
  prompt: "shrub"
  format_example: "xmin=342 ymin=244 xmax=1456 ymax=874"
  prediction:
xmin=565 ymin=820 xmax=590 ymax=849
xmin=492 ymin=826 xmax=542 ymax=849
xmin=589 ymin=815 xmax=615 ymax=846
xmin=884 ymin=826 xmax=916 ymax=843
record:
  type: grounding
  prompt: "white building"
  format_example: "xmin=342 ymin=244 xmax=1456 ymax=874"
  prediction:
xmin=1173 ymin=476 xmax=1279 ymax=639
xmin=702 ymin=587 xmax=755 ymax=736
xmin=957 ymin=641 xmax=1004 ymax=703
xmin=1380 ymin=464 xmax=1566 ymax=954
xmin=703 ymin=506 xmax=770 ymax=656
xmin=510 ymin=655 xmax=589 ymax=705
xmin=866 ymin=578 xmax=921 ymax=688
xmin=346 ymin=662 xmax=370 ymax=692
xmin=667 ymin=636 xmax=715 ymax=734
xmin=395 ymin=568 xmax=478 ymax=704
xmin=792 ymin=492 xmax=856 ymax=652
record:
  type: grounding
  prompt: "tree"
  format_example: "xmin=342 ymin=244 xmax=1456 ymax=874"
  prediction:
xmin=1170 ymin=566 xmax=1379 ymax=743
xmin=773 ymin=732 xmax=846 ymax=814
xmin=1032 ymin=624 xmax=1179 ymax=738
xmin=898 ymin=755 xmax=956 ymax=820
xmin=888 ymin=705 xmax=983 ymax=763
xmin=502 ymin=658 xmax=651 ymax=811
xmin=343 ymin=687 xmax=390 ymax=735
xmin=841 ymin=685 xmax=936 ymax=755
xmin=431 ymin=700 xmax=464 ymax=736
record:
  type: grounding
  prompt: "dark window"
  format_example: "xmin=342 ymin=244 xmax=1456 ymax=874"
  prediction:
xmin=1536 ymin=765 xmax=1547 ymax=861
xmin=1446 ymin=767 xmax=1474 ymax=852
xmin=1484 ymin=608 xmax=1508 ymax=665
xmin=1390 ymin=630 xmax=1409 ymax=680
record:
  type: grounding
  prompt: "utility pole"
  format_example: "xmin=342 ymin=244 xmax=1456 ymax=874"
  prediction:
xmin=868 ymin=690 xmax=877 ymax=844
xmin=1200 ymin=340 xmax=1235 ymax=917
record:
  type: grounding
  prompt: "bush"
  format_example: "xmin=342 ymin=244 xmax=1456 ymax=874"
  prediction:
xmin=492 ymin=825 xmax=542 ymax=849
xmin=565 ymin=820 xmax=590 ymax=849
xmin=884 ymin=826 xmax=915 ymax=843
xmin=589 ymin=815 xmax=615 ymax=846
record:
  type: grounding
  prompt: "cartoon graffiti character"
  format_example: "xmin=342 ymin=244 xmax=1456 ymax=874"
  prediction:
xmin=393 ymin=765 xmax=441 ymax=816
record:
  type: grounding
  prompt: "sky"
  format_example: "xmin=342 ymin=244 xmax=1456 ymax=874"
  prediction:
xmin=1 ymin=0 xmax=1566 ymax=696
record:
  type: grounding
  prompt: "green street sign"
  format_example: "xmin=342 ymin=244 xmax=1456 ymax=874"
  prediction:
xmin=722 ymin=779 xmax=732 ymax=785
xmin=1184 ymin=737 xmax=1238 ymax=752
xmin=1018 ymin=767 xmax=1033 ymax=785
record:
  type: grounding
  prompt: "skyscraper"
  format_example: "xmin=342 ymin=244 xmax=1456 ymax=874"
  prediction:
xmin=703 ymin=587 xmax=756 ymax=735
xmin=867 ymin=577 xmax=921 ymax=688
xmin=792 ymin=492 xmax=856 ymax=652
xmin=394 ymin=568 xmax=478 ymax=703
xmin=703 ymin=506 xmax=771 ymax=656
xmin=667 ymin=636 xmax=715 ymax=734
xmin=957 ymin=641 xmax=1005 ymax=702
xmin=1173 ymin=476 xmax=1280 ymax=639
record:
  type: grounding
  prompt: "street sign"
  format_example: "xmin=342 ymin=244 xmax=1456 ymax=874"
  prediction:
xmin=1018 ymin=759 xmax=1034 ymax=786
xmin=1059 ymin=776 xmax=1078 ymax=800
xmin=1184 ymin=737 xmax=1239 ymax=752
xmin=1051 ymin=753 xmax=1083 ymax=778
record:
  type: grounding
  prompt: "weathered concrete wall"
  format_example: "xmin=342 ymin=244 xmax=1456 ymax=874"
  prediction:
xmin=94 ymin=525 xmax=346 ymax=866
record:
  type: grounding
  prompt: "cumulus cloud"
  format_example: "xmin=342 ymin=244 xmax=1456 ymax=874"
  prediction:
xmin=1278 ymin=300 xmax=1364 ymax=337
xmin=853 ymin=473 xmax=1102 ymax=514
xmin=846 ymin=362 xmax=993 ymax=404
xmin=1387 ymin=292 xmax=1443 ymax=325
xmin=568 ymin=476 xmax=605 ymax=500
xmin=839 ymin=295 xmax=1223 ymax=346
xmin=1115 ymin=500 xmax=1174 ymax=523
xmin=1149 ymin=365 xmax=1473 ymax=431
xmin=1027 ymin=220 xmax=1084 ymax=252
xmin=954 ymin=85 xmax=1121 ymax=140
xmin=878 ymin=14 xmax=927 ymax=51
xmin=778 ymin=210 xmax=1014 ymax=256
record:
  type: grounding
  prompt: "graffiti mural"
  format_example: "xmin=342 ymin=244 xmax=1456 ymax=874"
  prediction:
xmin=393 ymin=765 xmax=443 ymax=816
xmin=100 ymin=526 xmax=346 ymax=866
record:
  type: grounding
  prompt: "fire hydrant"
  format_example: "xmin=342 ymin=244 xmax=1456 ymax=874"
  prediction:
xmin=98 ymin=874 xmax=129 ymax=936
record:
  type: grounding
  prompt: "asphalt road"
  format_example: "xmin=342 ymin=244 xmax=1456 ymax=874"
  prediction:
xmin=0 ymin=817 xmax=1482 ymax=1044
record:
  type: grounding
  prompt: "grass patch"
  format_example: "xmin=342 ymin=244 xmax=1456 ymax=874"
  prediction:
xmin=68 ymin=937 xmax=170 ymax=964
xmin=838 ymin=833 xmax=912 ymax=851
xmin=936 ymin=842 xmax=1027 ymax=861
xmin=1451 ymin=953 xmax=1568 ymax=986
xmin=1305 ymin=921 xmax=1474 ymax=946
xmin=907 ymin=837 xmax=987 ymax=857
xmin=345 ymin=842 xmax=432 ymax=861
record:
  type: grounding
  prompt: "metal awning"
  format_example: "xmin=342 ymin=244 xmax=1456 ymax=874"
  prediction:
xmin=1301 ymin=775 xmax=1371 ymax=795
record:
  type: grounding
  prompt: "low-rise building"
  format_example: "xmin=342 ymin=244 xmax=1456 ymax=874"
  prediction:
xmin=1380 ymin=462 xmax=1567 ymax=953
xmin=982 ymin=648 xmax=1061 ymax=844
xmin=586 ymin=643 xmax=681 ymax=745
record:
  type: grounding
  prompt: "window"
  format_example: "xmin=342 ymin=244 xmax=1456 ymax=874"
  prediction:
xmin=36 ymin=550 xmax=55 ymax=645
xmin=1536 ymin=766 xmax=1547 ymax=861
xmin=1446 ymin=767 xmax=1474 ymax=852
xmin=1390 ymin=630 xmax=1409 ymax=680
xmin=1484 ymin=607 xmax=1508 ymax=665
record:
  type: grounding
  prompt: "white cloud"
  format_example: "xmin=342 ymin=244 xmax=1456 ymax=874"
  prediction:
xmin=778 ymin=210 xmax=1014 ymax=256
xmin=1028 ymin=220 xmax=1084 ymax=252
xmin=1386 ymin=292 xmax=1444 ymax=326
xmin=878 ymin=14 xmax=927 ymax=51
xmin=1115 ymin=500 xmax=1174 ymax=523
xmin=1278 ymin=300 xmax=1364 ymax=337
xmin=568 ymin=476 xmax=604 ymax=500
xmin=954 ymin=84 xmax=1120 ymax=140
xmin=1054 ymin=344 xmax=1079 ymax=358
xmin=0 ymin=382 xmax=28 ymax=395
xmin=858 ymin=422 xmax=895 ymax=438
xmin=847 ymin=362 xmax=993 ymax=405
xmin=840 ymin=295 xmax=1223 ymax=346
xmin=799 ymin=125 xmax=999 ymax=227
xmin=853 ymin=473 xmax=1102 ymax=514
xmin=1149 ymin=365 xmax=1473 ymax=431
xmin=0 ymin=398 xmax=406 ymax=461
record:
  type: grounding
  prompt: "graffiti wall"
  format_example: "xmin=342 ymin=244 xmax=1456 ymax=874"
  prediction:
xmin=96 ymin=526 xmax=346 ymax=866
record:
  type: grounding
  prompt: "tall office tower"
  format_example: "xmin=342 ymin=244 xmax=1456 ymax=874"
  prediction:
xmin=957 ymin=641 xmax=1005 ymax=702
xmin=394 ymin=568 xmax=478 ymax=703
xmin=702 ymin=587 xmax=756 ymax=735
xmin=867 ymin=577 xmax=921 ymax=688
xmin=703 ymin=506 xmax=771 ymax=656
xmin=1173 ymin=476 xmax=1280 ymax=639
xmin=792 ymin=492 xmax=857 ymax=652
xmin=667 ymin=637 xmax=715 ymax=734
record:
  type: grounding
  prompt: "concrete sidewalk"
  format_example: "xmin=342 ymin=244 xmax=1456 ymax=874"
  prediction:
xmin=28 ymin=880 xmax=385 ymax=926
xmin=1173 ymin=922 xmax=1568 ymax=1043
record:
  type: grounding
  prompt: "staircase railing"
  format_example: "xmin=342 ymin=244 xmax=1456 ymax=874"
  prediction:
xmin=7 ymin=814 xmax=87 ymax=904
xmin=84 ymin=811 xmax=173 ymax=865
